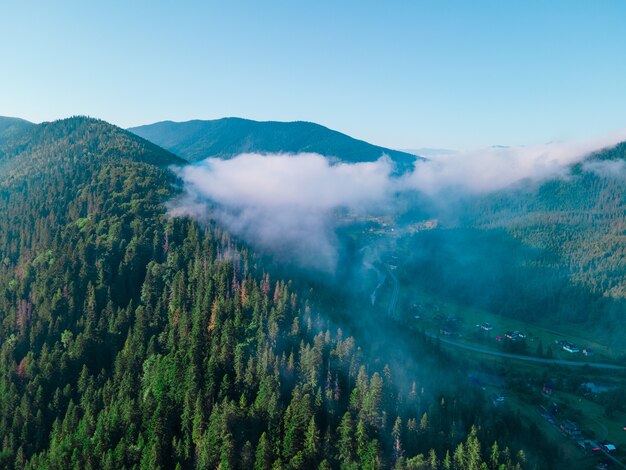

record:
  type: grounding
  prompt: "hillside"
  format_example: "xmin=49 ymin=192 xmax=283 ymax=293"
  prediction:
xmin=468 ymin=142 xmax=626 ymax=300
xmin=0 ymin=117 xmax=184 ymax=263
xmin=383 ymin=141 xmax=626 ymax=352
xmin=0 ymin=117 xmax=34 ymax=157
xmin=0 ymin=116 xmax=33 ymax=141
xmin=0 ymin=117 xmax=546 ymax=469
xmin=129 ymin=118 xmax=419 ymax=171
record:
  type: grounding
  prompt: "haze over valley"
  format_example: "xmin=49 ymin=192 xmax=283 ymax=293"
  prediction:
xmin=2 ymin=2 xmax=626 ymax=469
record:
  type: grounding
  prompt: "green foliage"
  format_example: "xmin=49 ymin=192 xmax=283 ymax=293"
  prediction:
xmin=471 ymin=143 xmax=626 ymax=301
xmin=0 ymin=117 xmax=542 ymax=469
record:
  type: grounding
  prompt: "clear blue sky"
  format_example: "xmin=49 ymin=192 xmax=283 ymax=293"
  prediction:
xmin=2 ymin=1 xmax=625 ymax=149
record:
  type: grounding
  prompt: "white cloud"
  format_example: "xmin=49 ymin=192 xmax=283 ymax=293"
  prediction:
xmin=582 ymin=159 xmax=626 ymax=179
xmin=170 ymin=153 xmax=395 ymax=271
xmin=403 ymin=130 xmax=626 ymax=194
xmin=169 ymin=131 xmax=626 ymax=271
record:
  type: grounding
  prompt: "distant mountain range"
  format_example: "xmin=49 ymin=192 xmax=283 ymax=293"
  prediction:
xmin=2 ymin=114 xmax=624 ymax=303
xmin=129 ymin=117 xmax=420 ymax=171
xmin=402 ymin=147 xmax=457 ymax=157
xmin=0 ymin=114 xmax=624 ymax=467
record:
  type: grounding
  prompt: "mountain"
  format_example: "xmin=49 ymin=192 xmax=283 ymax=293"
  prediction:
xmin=0 ymin=116 xmax=34 ymax=152
xmin=467 ymin=142 xmax=626 ymax=300
xmin=0 ymin=116 xmax=543 ymax=469
xmin=129 ymin=117 xmax=419 ymax=171
xmin=0 ymin=116 xmax=184 ymax=264
xmin=390 ymin=140 xmax=626 ymax=346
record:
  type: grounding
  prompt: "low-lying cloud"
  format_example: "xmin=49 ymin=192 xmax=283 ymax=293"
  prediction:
xmin=402 ymin=131 xmax=626 ymax=195
xmin=582 ymin=159 xmax=626 ymax=179
xmin=169 ymin=132 xmax=626 ymax=271
xmin=170 ymin=153 xmax=395 ymax=271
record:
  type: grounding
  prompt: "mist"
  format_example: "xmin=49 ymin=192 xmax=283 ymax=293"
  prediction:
xmin=403 ymin=131 xmax=626 ymax=195
xmin=168 ymin=132 xmax=626 ymax=271
xmin=169 ymin=153 xmax=396 ymax=272
xmin=582 ymin=158 xmax=626 ymax=179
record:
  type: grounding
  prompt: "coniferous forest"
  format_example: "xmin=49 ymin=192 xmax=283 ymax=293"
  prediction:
xmin=0 ymin=118 xmax=557 ymax=469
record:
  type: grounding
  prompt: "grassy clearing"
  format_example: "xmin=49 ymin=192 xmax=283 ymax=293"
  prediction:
xmin=504 ymin=393 xmax=593 ymax=465
xmin=397 ymin=283 xmax=624 ymax=360
xmin=555 ymin=391 xmax=626 ymax=449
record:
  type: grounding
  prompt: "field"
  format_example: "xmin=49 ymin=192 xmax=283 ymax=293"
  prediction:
xmin=395 ymin=281 xmax=626 ymax=362
xmin=368 ymin=270 xmax=626 ymax=467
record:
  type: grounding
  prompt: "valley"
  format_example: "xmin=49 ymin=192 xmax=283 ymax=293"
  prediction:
xmin=348 ymin=205 xmax=626 ymax=469
xmin=0 ymin=115 xmax=624 ymax=469
xmin=4 ymin=3 xmax=626 ymax=469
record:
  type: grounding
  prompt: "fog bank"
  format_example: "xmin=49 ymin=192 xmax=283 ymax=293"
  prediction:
xmin=169 ymin=153 xmax=395 ymax=271
xmin=169 ymin=132 xmax=626 ymax=270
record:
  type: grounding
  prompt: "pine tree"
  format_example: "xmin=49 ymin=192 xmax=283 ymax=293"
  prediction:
xmin=465 ymin=425 xmax=481 ymax=469
xmin=489 ymin=441 xmax=500 ymax=470
xmin=254 ymin=432 xmax=271 ymax=470
xmin=442 ymin=450 xmax=451 ymax=470
xmin=428 ymin=448 xmax=438 ymax=469
xmin=392 ymin=416 xmax=403 ymax=461
xmin=304 ymin=416 xmax=320 ymax=462
xmin=337 ymin=412 xmax=354 ymax=466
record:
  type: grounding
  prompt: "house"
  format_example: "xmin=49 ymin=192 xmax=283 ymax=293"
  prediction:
xmin=562 ymin=342 xmax=579 ymax=353
xmin=504 ymin=330 xmax=525 ymax=341
xmin=600 ymin=441 xmax=616 ymax=453
xmin=543 ymin=380 xmax=555 ymax=396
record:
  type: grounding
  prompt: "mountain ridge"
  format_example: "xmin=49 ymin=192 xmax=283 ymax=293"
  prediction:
xmin=0 ymin=116 xmax=185 ymax=169
xmin=129 ymin=117 xmax=420 ymax=171
xmin=0 ymin=114 xmax=545 ymax=469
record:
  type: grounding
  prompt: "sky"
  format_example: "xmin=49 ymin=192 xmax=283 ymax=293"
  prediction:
xmin=1 ymin=1 xmax=626 ymax=149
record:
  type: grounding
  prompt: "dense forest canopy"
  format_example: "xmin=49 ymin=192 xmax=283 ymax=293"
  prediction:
xmin=0 ymin=116 xmax=34 ymax=145
xmin=0 ymin=117 xmax=552 ymax=469
xmin=387 ymin=145 xmax=626 ymax=357
xmin=466 ymin=142 xmax=626 ymax=300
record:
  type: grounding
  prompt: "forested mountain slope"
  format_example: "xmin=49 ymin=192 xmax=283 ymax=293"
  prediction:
xmin=0 ymin=117 xmax=544 ymax=469
xmin=0 ymin=117 xmax=34 ymax=158
xmin=0 ymin=116 xmax=33 ymax=143
xmin=468 ymin=142 xmax=626 ymax=300
xmin=397 ymin=143 xmax=626 ymax=340
xmin=129 ymin=118 xmax=419 ymax=171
